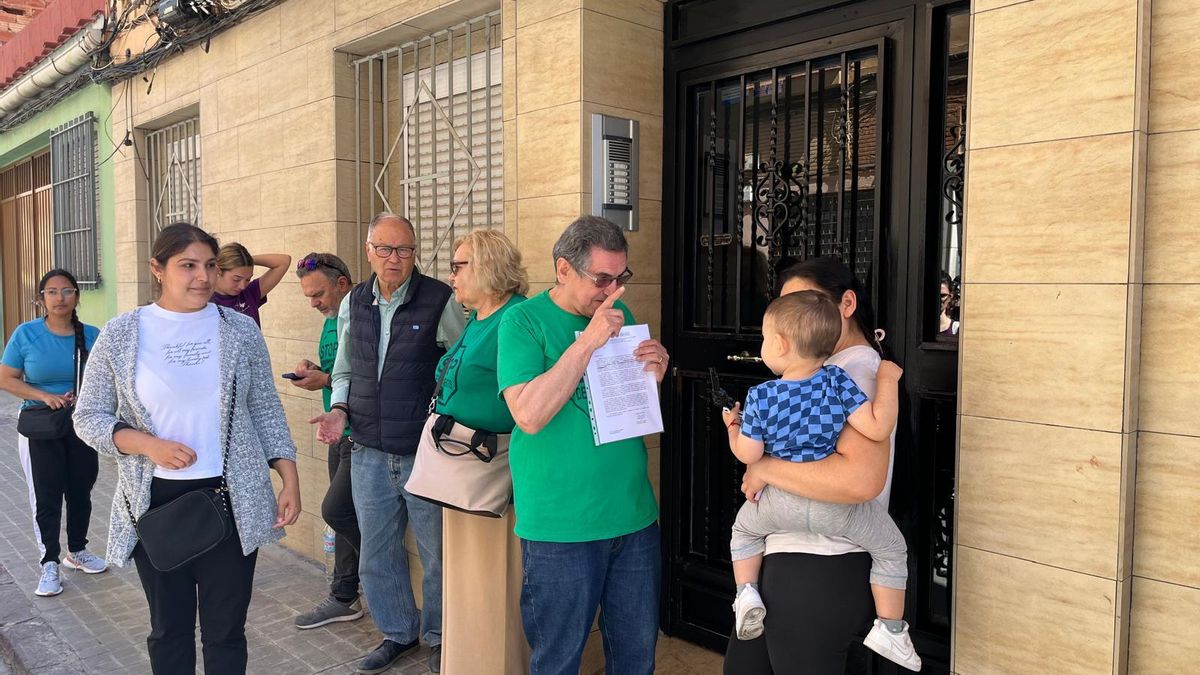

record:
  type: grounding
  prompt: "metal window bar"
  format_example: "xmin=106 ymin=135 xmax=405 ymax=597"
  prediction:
xmin=145 ymin=118 xmax=202 ymax=245
xmin=352 ymin=11 xmax=503 ymax=281
xmin=50 ymin=112 xmax=100 ymax=289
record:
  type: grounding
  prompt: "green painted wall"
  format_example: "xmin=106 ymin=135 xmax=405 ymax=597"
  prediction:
xmin=0 ymin=84 xmax=118 ymax=329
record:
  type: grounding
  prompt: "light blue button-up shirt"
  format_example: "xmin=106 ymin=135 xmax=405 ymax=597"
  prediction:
xmin=329 ymin=275 xmax=467 ymax=407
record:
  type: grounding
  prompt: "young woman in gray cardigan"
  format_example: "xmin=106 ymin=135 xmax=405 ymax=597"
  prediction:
xmin=74 ymin=223 xmax=300 ymax=674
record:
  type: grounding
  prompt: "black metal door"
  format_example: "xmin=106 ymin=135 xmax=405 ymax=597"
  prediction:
xmin=661 ymin=2 xmax=959 ymax=671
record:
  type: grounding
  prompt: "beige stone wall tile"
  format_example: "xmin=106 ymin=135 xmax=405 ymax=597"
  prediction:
xmin=1139 ymin=285 xmax=1200 ymax=435
xmin=1116 ymin=431 xmax=1138 ymax=581
xmin=280 ymin=510 xmax=322 ymax=559
xmin=294 ymin=451 xmax=329 ymax=508
xmin=580 ymin=0 xmax=661 ymax=31
xmin=258 ymin=47 xmax=312 ymax=118
xmin=964 ymin=134 xmax=1133 ymax=284
xmin=235 ymin=113 xmax=285 ymax=178
xmin=516 ymin=193 xmax=587 ymax=282
xmin=255 ymin=163 xmax=341 ymax=226
xmin=115 ymin=241 xmax=150 ymax=285
xmin=204 ymin=129 xmax=242 ymax=185
xmin=972 ymin=0 xmax=1029 ymax=12
xmin=116 ymin=282 xmax=144 ymax=313
xmin=281 ymin=393 xmax=316 ymax=459
xmin=220 ymin=176 xmax=263 ymax=232
xmin=516 ymin=103 xmax=582 ymax=199
xmin=260 ymin=275 xmax=329 ymax=339
xmin=581 ymin=102 xmax=662 ymax=201
xmin=503 ymin=120 xmax=517 ymax=200
xmin=579 ymin=11 xmax=661 ymax=117
xmin=503 ymin=37 xmax=517 ymax=121
xmin=516 ymin=0 xmax=580 ymax=28
xmin=115 ymin=199 xmax=148 ymax=243
xmin=281 ymin=0 xmax=334 ymax=46
xmin=502 ymin=0 xmax=516 ymax=38
xmin=308 ymin=34 xmax=355 ymax=102
xmin=1133 ymin=432 xmax=1200 ymax=587
xmin=960 ymin=284 xmax=1127 ymax=431
xmin=503 ymin=200 xmax=517 ymax=237
xmin=201 ymin=185 xmax=222 ymax=234
xmin=160 ymin=48 xmax=200 ymax=106
xmin=969 ymin=0 xmax=1137 ymax=148
xmin=954 ymin=546 xmax=1115 ymax=674
xmin=1144 ymin=130 xmax=1200 ymax=283
xmin=515 ymin=11 xmax=580 ymax=115
xmin=199 ymin=85 xmax=220 ymax=136
xmin=1129 ymin=577 xmax=1200 ymax=673
xmin=1149 ymin=0 xmax=1200 ymax=133
xmin=283 ymin=98 xmax=341 ymax=167
xmin=957 ymin=416 xmax=1122 ymax=578
xmin=198 ymin=31 xmax=240 ymax=88
xmin=234 ymin=7 xmax=281 ymax=71
xmin=217 ymin=68 xmax=260 ymax=130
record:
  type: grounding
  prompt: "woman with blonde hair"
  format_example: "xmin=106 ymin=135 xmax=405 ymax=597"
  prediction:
xmin=431 ymin=229 xmax=530 ymax=674
xmin=212 ymin=242 xmax=290 ymax=327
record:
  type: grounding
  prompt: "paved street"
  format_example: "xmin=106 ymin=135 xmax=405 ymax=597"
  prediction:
xmin=0 ymin=394 xmax=430 ymax=675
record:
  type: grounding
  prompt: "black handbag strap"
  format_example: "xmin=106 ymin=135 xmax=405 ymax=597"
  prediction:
xmin=428 ymin=315 xmax=473 ymax=414
xmin=122 ymin=307 xmax=237 ymax=524
xmin=430 ymin=414 xmax=498 ymax=463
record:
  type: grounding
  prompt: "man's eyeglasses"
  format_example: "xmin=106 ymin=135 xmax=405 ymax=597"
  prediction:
xmin=40 ymin=288 xmax=78 ymax=299
xmin=297 ymin=255 xmax=350 ymax=278
xmin=576 ymin=266 xmax=634 ymax=288
xmin=449 ymin=260 xmax=470 ymax=275
xmin=367 ymin=242 xmax=417 ymax=260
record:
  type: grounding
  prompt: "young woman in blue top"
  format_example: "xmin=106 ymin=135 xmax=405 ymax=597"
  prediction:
xmin=0 ymin=269 xmax=105 ymax=597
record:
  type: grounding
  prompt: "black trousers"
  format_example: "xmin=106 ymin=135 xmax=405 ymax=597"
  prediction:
xmin=723 ymin=552 xmax=875 ymax=675
xmin=27 ymin=431 xmax=99 ymax=565
xmin=133 ymin=477 xmax=258 ymax=675
xmin=322 ymin=436 xmax=361 ymax=601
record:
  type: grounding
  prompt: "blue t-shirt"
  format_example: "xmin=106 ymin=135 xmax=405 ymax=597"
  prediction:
xmin=741 ymin=365 xmax=869 ymax=463
xmin=1 ymin=319 xmax=100 ymax=406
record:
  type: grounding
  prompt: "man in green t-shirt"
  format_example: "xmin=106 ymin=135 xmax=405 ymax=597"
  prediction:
xmin=498 ymin=216 xmax=671 ymax=675
xmin=288 ymin=253 xmax=364 ymax=630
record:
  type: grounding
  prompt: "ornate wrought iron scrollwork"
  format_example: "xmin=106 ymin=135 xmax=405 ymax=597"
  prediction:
xmin=753 ymin=158 xmax=810 ymax=293
xmin=942 ymin=122 xmax=965 ymax=228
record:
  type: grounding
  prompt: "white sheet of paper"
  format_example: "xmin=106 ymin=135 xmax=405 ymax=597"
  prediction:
xmin=578 ymin=324 xmax=664 ymax=445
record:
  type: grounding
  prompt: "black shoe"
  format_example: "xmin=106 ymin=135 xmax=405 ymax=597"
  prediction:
xmin=428 ymin=644 xmax=441 ymax=673
xmin=356 ymin=639 xmax=418 ymax=674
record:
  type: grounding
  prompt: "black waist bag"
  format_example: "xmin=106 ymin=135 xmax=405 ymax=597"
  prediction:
xmin=126 ymin=368 xmax=238 ymax=572
xmin=17 ymin=404 xmax=74 ymax=440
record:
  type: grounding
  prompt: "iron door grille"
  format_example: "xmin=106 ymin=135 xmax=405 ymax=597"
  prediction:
xmin=50 ymin=112 xmax=100 ymax=289
xmin=145 ymin=118 xmax=202 ymax=240
xmin=353 ymin=12 xmax=503 ymax=280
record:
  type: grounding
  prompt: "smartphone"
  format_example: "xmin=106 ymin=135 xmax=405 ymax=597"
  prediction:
xmin=704 ymin=367 xmax=737 ymax=411
xmin=281 ymin=372 xmax=302 ymax=381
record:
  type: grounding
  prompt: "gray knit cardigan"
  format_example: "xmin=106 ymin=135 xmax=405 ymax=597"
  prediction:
xmin=73 ymin=305 xmax=297 ymax=566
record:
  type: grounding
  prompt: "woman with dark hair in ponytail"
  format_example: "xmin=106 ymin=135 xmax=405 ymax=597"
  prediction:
xmin=724 ymin=256 xmax=908 ymax=674
xmin=0 ymin=269 xmax=105 ymax=598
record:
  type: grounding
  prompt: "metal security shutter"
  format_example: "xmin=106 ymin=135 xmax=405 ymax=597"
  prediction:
xmin=50 ymin=112 xmax=100 ymax=289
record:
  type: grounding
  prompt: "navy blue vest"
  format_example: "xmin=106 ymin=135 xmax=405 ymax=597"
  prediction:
xmin=346 ymin=272 xmax=452 ymax=454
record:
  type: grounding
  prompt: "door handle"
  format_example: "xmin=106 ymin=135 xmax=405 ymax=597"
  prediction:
xmin=726 ymin=351 xmax=764 ymax=363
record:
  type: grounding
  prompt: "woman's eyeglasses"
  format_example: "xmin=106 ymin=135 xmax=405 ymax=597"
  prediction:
xmin=449 ymin=260 xmax=469 ymax=275
xmin=576 ymin=267 xmax=634 ymax=288
xmin=39 ymin=288 xmax=78 ymax=299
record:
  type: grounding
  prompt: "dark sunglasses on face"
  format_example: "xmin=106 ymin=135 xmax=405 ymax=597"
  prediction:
xmin=576 ymin=266 xmax=634 ymax=288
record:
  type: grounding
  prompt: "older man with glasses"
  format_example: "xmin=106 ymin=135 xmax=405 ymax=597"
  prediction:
xmin=498 ymin=215 xmax=669 ymax=675
xmin=311 ymin=213 xmax=466 ymax=674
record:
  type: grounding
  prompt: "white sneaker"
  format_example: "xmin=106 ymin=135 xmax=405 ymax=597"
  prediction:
xmin=35 ymin=562 xmax=62 ymax=597
xmin=864 ymin=619 xmax=922 ymax=671
xmin=732 ymin=585 xmax=766 ymax=640
xmin=62 ymin=550 xmax=108 ymax=574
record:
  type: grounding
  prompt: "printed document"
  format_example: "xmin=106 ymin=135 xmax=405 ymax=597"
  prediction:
xmin=579 ymin=324 xmax=664 ymax=445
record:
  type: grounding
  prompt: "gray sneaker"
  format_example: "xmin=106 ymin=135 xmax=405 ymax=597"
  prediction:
xmin=62 ymin=549 xmax=108 ymax=574
xmin=35 ymin=562 xmax=62 ymax=597
xmin=294 ymin=596 xmax=364 ymax=629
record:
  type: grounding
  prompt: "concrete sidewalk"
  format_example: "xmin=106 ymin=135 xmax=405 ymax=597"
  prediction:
xmin=0 ymin=395 xmax=430 ymax=675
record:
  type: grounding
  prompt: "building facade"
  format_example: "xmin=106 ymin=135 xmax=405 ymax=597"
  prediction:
xmin=84 ymin=0 xmax=1198 ymax=673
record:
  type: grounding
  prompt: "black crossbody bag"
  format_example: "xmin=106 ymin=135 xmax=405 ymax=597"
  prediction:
xmin=17 ymin=342 xmax=82 ymax=440
xmin=123 ymin=374 xmax=238 ymax=572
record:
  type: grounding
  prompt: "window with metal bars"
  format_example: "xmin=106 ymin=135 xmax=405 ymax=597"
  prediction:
xmin=144 ymin=117 xmax=202 ymax=241
xmin=50 ymin=113 xmax=100 ymax=289
xmin=354 ymin=12 xmax=503 ymax=281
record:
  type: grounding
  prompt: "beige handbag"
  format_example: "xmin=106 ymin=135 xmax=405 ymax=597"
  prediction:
xmin=405 ymin=324 xmax=513 ymax=518
xmin=406 ymin=414 xmax=512 ymax=518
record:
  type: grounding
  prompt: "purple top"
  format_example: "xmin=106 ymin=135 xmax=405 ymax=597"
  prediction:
xmin=211 ymin=278 xmax=267 ymax=326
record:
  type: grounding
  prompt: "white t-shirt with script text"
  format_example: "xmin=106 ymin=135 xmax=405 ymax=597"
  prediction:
xmin=137 ymin=303 xmax=222 ymax=480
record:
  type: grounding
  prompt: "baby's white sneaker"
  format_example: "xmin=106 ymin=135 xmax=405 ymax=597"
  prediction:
xmin=864 ymin=618 xmax=922 ymax=671
xmin=732 ymin=585 xmax=766 ymax=640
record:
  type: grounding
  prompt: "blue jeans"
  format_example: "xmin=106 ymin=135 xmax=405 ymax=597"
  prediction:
xmin=520 ymin=522 xmax=661 ymax=675
xmin=351 ymin=445 xmax=443 ymax=646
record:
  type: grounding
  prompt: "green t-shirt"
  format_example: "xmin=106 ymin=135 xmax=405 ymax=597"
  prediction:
xmin=496 ymin=290 xmax=659 ymax=542
xmin=319 ymin=316 xmax=351 ymax=437
xmin=434 ymin=294 xmax=525 ymax=433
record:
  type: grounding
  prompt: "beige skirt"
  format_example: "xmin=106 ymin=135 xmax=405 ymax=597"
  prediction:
xmin=441 ymin=506 xmax=530 ymax=675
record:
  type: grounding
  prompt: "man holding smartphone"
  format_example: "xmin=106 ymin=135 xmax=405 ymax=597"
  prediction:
xmin=288 ymin=253 xmax=364 ymax=630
